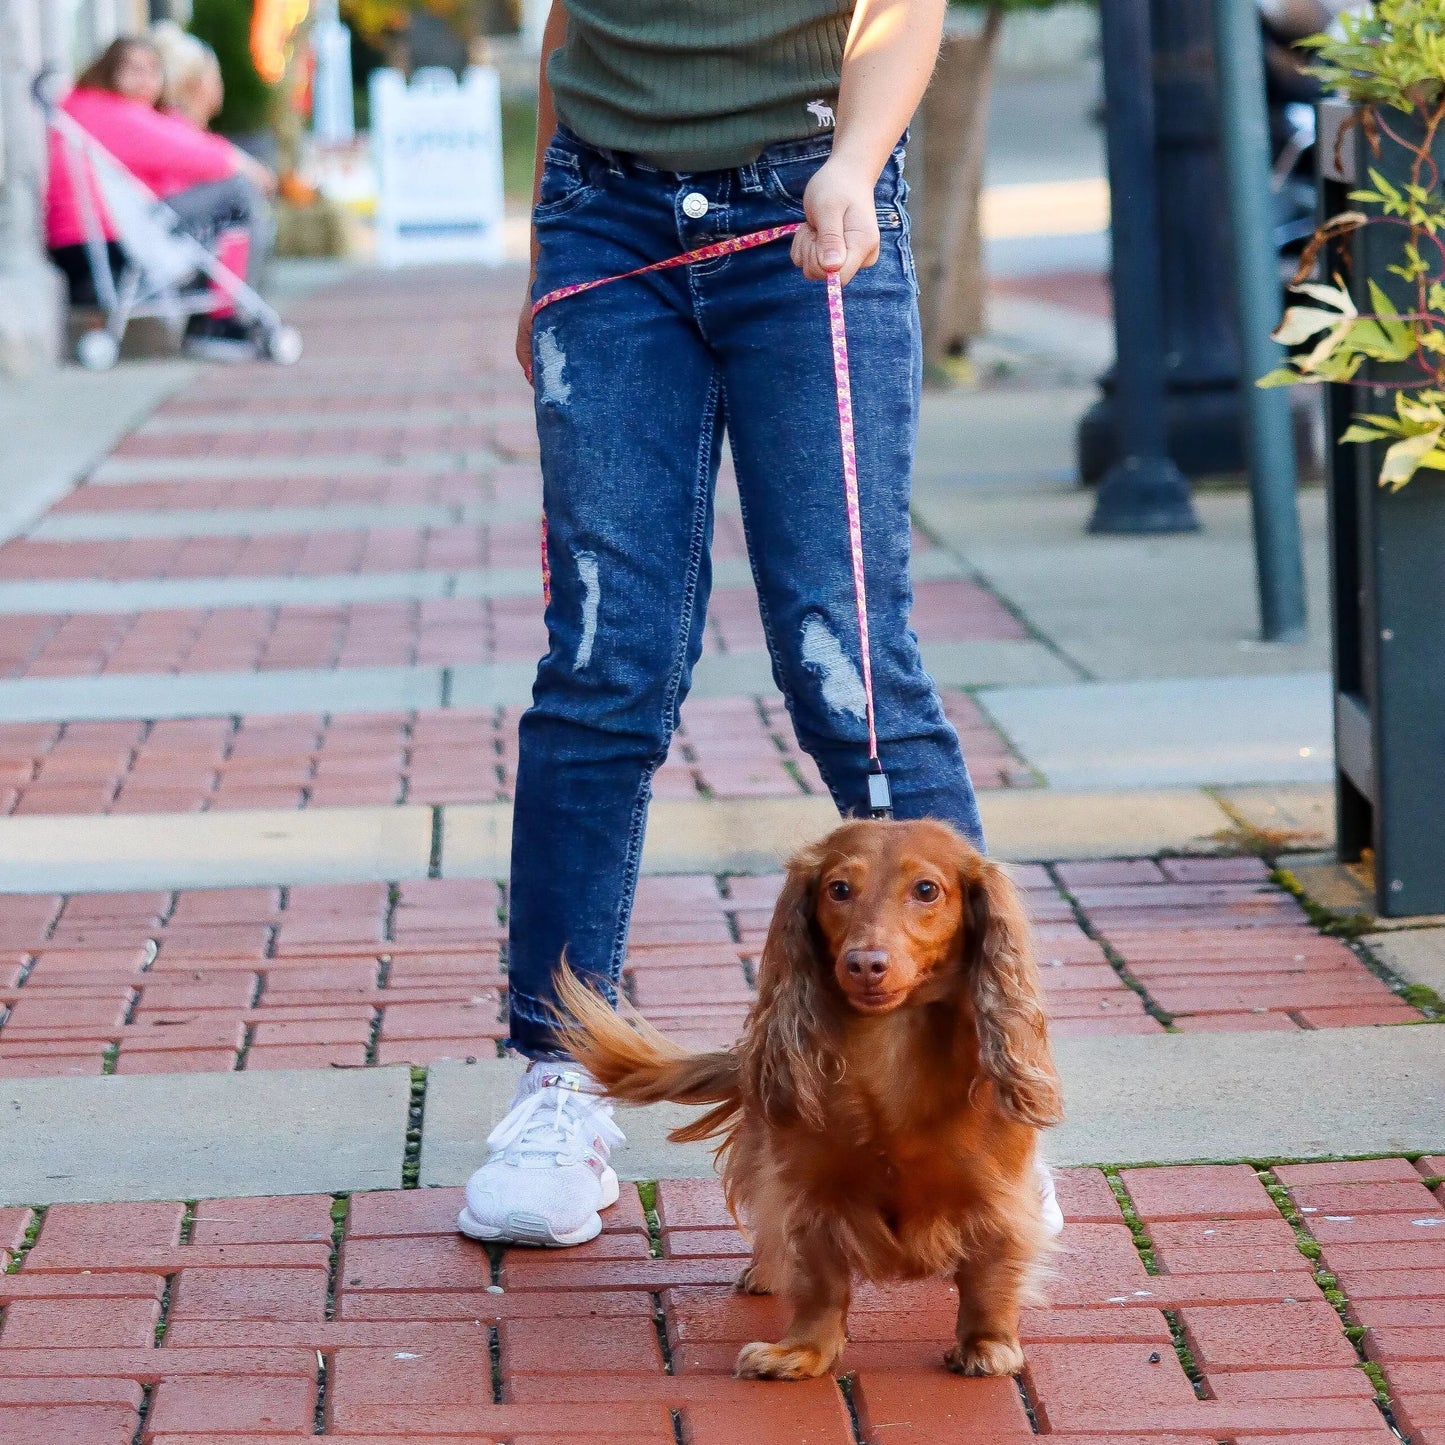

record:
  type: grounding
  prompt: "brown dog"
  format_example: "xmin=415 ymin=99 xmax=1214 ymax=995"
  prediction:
xmin=556 ymin=817 xmax=1062 ymax=1380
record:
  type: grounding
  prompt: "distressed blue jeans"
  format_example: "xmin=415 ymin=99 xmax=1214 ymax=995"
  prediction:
xmin=506 ymin=125 xmax=984 ymax=1057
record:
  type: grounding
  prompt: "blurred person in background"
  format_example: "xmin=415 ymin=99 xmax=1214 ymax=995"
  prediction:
xmin=150 ymin=21 xmax=226 ymax=133
xmin=45 ymin=34 xmax=274 ymax=360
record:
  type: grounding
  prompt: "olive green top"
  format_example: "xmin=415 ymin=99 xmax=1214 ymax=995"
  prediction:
xmin=549 ymin=0 xmax=854 ymax=172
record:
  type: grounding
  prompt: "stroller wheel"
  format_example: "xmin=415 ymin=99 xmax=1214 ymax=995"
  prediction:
xmin=76 ymin=329 xmax=120 ymax=371
xmin=266 ymin=325 xmax=304 ymax=366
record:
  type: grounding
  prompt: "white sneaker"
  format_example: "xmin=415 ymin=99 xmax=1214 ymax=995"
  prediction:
xmin=1037 ymin=1154 xmax=1064 ymax=1237
xmin=458 ymin=1060 xmax=624 ymax=1247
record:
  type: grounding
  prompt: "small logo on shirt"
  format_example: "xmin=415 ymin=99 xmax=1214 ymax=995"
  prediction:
xmin=806 ymin=100 xmax=835 ymax=129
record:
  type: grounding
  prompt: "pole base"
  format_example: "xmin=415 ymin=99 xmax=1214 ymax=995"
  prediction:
xmin=1089 ymin=455 xmax=1200 ymax=534
xmin=1078 ymin=384 xmax=1246 ymax=485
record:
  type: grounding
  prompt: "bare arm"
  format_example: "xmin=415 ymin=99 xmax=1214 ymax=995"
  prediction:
xmin=792 ymin=0 xmax=947 ymax=281
xmin=516 ymin=1 xmax=569 ymax=379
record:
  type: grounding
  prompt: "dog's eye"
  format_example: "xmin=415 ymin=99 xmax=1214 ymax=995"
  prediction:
xmin=826 ymin=880 xmax=852 ymax=901
xmin=913 ymin=880 xmax=940 ymax=902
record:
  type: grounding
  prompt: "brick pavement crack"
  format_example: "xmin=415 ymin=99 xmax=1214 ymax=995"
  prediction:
xmin=637 ymin=1180 xmax=664 ymax=1260
xmin=1012 ymin=1374 xmax=1043 ymax=1433
xmin=153 ymin=1273 xmax=174 ymax=1344
xmin=428 ymin=807 xmax=444 ymax=878
xmin=4 ymin=1206 xmax=43 ymax=1274
xmin=1259 ymin=1165 xmax=1404 ymax=1430
xmin=324 ymin=1195 xmax=348 ymax=1321
xmin=836 ymin=1372 xmax=867 ymax=1445
xmin=402 ymin=1064 xmax=427 ymax=1187
xmin=488 ymin=1323 xmax=504 ymax=1403
xmin=1048 ymin=865 xmax=1177 ymax=1029
xmin=651 ymin=1290 xmax=674 ymax=1376
xmin=129 ymin=1383 xmax=153 ymax=1445
xmin=1107 ymin=1169 xmax=1214 ymax=1399
xmin=313 ymin=1352 xmax=330 ymax=1433
xmin=1160 ymin=1309 xmax=1207 ymax=1400
xmin=1270 ymin=866 xmax=1374 ymax=940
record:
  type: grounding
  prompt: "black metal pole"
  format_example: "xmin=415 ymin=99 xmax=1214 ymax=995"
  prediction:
xmin=1211 ymin=0 xmax=1308 ymax=641
xmin=1089 ymin=0 xmax=1200 ymax=534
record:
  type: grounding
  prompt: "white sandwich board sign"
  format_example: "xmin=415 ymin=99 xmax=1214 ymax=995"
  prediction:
xmin=369 ymin=66 xmax=505 ymax=267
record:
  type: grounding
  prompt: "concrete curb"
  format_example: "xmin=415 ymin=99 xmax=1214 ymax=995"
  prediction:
xmin=1 ymin=1028 xmax=1437 ymax=1205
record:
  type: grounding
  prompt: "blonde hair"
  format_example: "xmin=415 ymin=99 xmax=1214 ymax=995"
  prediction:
xmin=149 ymin=20 xmax=221 ymax=115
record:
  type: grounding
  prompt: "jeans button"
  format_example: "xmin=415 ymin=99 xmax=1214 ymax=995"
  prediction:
xmin=681 ymin=191 xmax=709 ymax=219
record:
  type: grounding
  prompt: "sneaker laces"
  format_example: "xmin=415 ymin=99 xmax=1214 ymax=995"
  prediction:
xmin=485 ymin=1073 xmax=624 ymax=1167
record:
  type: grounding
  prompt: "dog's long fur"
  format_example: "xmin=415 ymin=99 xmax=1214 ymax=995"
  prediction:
xmin=556 ymin=817 xmax=1062 ymax=1381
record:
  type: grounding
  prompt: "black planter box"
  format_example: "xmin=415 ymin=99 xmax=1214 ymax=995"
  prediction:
xmin=1318 ymin=98 xmax=1445 ymax=917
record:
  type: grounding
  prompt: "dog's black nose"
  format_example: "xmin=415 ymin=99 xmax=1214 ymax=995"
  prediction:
xmin=845 ymin=949 xmax=889 ymax=981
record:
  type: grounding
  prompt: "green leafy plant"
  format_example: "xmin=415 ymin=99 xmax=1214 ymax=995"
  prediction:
xmin=1263 ymin=0 xmax=1445 ymax=488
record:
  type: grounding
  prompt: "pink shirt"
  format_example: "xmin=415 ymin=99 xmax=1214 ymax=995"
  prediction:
xmin=45 ymin=87 xmax=238 ymax=248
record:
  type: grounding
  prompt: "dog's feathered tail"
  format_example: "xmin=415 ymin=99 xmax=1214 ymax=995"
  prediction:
xmin=554 ymin=962 xmax=742 ymax=1144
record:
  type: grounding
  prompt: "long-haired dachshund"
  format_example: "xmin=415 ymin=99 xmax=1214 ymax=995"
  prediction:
xmin=556 ymin=817 xmax=1063 ymax=1381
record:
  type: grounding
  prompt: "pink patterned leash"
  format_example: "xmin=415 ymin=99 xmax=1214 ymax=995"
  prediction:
xmin=530 ymin=225 xmax=891 ymax=818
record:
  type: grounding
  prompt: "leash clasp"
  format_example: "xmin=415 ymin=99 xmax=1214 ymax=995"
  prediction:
xmin=866 ymin=758 xmax=893 ymax=820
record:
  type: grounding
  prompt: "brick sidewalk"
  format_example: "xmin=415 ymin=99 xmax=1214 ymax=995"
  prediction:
xmin=0 ymin=857 xmax=1424 ymax=1078
xmin=0 ymin=690 xmax=1027 ymax=815
xmin=1 ymin=1159 xmax=1441 ymax=1442
xmin=0 ymin=264 xmax=1439 ymax=1441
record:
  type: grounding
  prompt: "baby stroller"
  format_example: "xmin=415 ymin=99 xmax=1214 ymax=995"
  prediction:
xmin=38 ymin=75 xmax=302 ymax=371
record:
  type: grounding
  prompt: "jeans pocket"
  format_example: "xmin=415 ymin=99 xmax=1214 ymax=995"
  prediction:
xmin=534 ymin=150 xmax=599 ymax=220
xmin=763 ymin=153 xmax=904 ymax=228
xmin=898 ymin=228 xmax=920 ymax=296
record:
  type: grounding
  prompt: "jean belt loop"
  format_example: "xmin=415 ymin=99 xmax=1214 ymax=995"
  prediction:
xmin=738 ymin=160 xmax=763 ymax=194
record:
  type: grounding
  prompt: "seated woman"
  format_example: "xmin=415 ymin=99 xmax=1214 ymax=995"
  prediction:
xmin=45 ymin=35 xmax=275 ymax=360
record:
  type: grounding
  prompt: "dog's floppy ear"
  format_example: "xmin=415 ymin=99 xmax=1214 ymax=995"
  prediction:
xmin=965 ymin=860 xmax=1064 ymax=1127
xmin=744 ymin=841 xmax=838 ymax=1130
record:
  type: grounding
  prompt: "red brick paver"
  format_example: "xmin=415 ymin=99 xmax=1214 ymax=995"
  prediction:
xmin=0 ymin=577 xmax=1020 ymax=678
xmin=1 ymin=1160 xmax=1437 ymax=1441
xmin=0 ymin=690 xmax=1030 ymax=818
xmin=1055 ymin=859 xmax=1424 ymax=1032
xmin=0 ymin=858 xmax=1426 ymax=1078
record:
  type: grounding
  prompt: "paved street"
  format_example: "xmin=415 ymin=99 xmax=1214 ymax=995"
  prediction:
xmin=0 ymin=259 xmax=1441 ymax=1442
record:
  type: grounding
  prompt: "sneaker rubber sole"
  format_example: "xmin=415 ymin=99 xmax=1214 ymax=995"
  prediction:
xmin=456 ymin=1166 xmax=620 ymax=1247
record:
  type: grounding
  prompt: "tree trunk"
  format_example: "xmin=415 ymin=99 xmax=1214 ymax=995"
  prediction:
xmin=913 ymin=6 xmax=1004 ymax=370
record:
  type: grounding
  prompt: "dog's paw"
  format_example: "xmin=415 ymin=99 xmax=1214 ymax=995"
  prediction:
xmin=735 ymin=1264 xmax=771 ymax=1295
xmin=735 ymin=1340 xmax=835 ymax=1380
xmin=945 ymin=1336 xmax=1025 ymax=1377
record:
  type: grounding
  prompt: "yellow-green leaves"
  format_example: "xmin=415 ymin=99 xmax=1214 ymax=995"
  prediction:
xmin=1303 ymin=1 xmax=1445 ymax=113
xmin=1265 ymin=279 xmax=1414 ymax=388
xmin=1335 ymin=393 xmax=1445 ymax=489
xmin=1263 ymin=2 xmax=1445 ymax=489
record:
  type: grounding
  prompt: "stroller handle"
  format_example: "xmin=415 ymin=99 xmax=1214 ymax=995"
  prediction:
xmin=32 ymin=65 xmax=64 ymax=116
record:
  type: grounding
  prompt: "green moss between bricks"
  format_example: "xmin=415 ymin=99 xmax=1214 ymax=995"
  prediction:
xmin=5 ymin=1209 xmax=43 ymax=1274
xmin=1102 ymin=1171 xmax=1158 ymax=1273
xmin=402 ymin=1067 xmax=426 ymax=1189
xmin=1399 ymin=982 xmax=1445 ymax=1014
xmin=1359 ymin=1360 xmax=1393 ymax=1406
xmin=637 ymin=1180 xmax=664 ymax=1259
xmin=1270 ymin=868 xmax=1374 ymax=939
xmin=1259 ymin=1170 xmax=1395 ymax=1415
